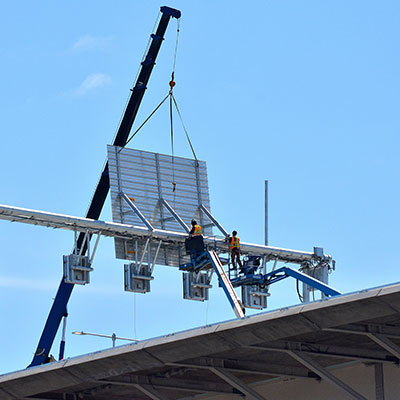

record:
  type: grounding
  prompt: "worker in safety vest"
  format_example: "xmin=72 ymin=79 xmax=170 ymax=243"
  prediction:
xmin=229 ymin=230 xmax=243 ymax=271
xmin=189 ymin=219 xmax=202 ymax=236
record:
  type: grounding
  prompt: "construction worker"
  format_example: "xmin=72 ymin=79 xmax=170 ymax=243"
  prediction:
xmin=189 ymin=219 xmax=202 ymax=236
xmin=229 ymin=230 xmax=243 ymax=271
xmin=186 ymin=219 xmax=204 ymax=258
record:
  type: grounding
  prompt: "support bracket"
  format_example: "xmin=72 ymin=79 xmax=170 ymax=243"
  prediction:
xmin=121 ymin=192 xmax=154 ymax=232
xmin=200 ymin=204 xmax=228 ymax=237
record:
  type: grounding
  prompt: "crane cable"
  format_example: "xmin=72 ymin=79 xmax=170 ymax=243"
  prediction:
xmin=121 ymin=93 xmax=170 ymax=149
xmin=169 ymin=87 xmax=176 ymax=192
xmin=171 ymin=93 xmax=198 ymax=166
xmin=169 ymin=18 xmax=180 ymax=193
xmin=121 ymin=16 xmax=199 ymax=190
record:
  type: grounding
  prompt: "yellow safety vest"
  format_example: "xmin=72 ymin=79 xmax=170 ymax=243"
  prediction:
xmin=229 ymin=236 xmax=240 ymax=250
xmin=193 ymin=224 xmax=202 ymax=236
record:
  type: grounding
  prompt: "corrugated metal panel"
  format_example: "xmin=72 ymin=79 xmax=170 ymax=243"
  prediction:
xmin=107 ymin=145 xmax=212 ymax=266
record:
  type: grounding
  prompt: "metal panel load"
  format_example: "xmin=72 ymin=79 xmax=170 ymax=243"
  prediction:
xmin=107 ymin=145 xmax=212 ymax=266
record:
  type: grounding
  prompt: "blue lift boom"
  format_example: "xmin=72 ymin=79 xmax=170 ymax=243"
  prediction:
xmin=28 ymin=6 xmax=181 ymax=368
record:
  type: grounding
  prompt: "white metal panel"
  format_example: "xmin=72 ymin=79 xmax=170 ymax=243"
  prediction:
xmin=107 ymin=146 xmax=212 ymax=266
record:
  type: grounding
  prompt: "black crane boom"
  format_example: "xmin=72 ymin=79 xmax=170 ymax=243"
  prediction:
xmin=29 ymin=6 xmax=181 ymax=368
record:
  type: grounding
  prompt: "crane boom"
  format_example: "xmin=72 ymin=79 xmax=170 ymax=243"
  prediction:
xmin=28 ymin=6 xmax=181 ymax=368
xmin=78 ymin=5 xmax=181 ymax=249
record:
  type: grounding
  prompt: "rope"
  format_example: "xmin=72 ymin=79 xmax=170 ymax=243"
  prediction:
xmin=169 ymin=91 xmax=176 ymax=192
xmin=120 ymin=92 xmax=170 ymax=151
xmin=171 ymin=93 xmax=199 ymax=165
xmin=172 ymin=18 xmax=180 ymax=74
xmin=119 ymin=16 xmax=199 ymax=197
xmin=168 ymin=18 xmax=180 ymax=193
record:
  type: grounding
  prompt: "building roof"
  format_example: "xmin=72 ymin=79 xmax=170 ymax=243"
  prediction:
xmin=2 ymin=282 xmax=400 ymax=400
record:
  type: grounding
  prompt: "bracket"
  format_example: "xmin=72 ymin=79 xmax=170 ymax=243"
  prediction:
xmin=121 ymin=192 xmax=154 ymax=232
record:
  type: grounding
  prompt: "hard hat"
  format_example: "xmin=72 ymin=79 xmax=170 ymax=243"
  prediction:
xmin=191 ymin=219 xmax=197 ymax=225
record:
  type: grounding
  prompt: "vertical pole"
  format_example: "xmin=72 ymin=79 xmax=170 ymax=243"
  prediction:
xmin=265 ymin=180 xmax=268 ymax=246
xmin=134 ymin=240 xmax=138 ymax=340
xmin=375 ymin=363 xmax=385 ymax=400
xmin=112 ymin=333 xmax=116 ymax=348
xmin=74 ymin=230 xmax=77 ymax=255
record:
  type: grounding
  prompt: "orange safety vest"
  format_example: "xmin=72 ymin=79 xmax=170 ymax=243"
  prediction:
xmin=229 ymin=236 xmax=240 ymax=250
xmin=193 ymin=224 xmax=203 ymax=236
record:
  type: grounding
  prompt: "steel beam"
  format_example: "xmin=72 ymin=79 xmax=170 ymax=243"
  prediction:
xmin=160 ymin=198 xmax=190 ymax=233
xmin=245 ymin=341 xmax=396 ymax=364
xmin=324 ymin=324 xmax=400 ymax=340
xmin=288 ymin=350 xmax=368 ymax=400
xmin=167 ymin=358 xmax=318 ymax=379
xmin=95 ymin=377 xmax=237 ymax=395
xmin=0 ymin=204 xmax=321 ymax=264
xmin=210 ymin=367 xmax=267 ymax=400
xmin=121 ymin=192 xmax=154 ymax=232
xmin=366 ymin=333 xmax=400 ymax=360
xmin=265 ymin=180 xmax=268 ymax=246
xmin=133 ymin=383 xmax=168 ymax=400
xmin=200 ymin=204 xmax=229 ymax=237
xmin=375 ymin=363 xmax=385 ymax=400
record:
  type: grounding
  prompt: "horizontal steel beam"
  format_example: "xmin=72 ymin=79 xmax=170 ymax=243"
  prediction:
xmin=0 ymin=203 xmax=323 ymax=265
xmin=167 ymin=358 xmax=318 ymax=379
xmin=95 ymin=377 xmax=237 ymax=394
xmin=245 ymin=340 xmax=396 ymax=363
xmin=324 ymin=323 xmax=400 ymax=340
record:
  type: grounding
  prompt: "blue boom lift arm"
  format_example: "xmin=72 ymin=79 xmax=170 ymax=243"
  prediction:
xmin=181 ymin=245 xmax=340 ymax=318
xmin=28 ymin=6 xmax=181 ymax=368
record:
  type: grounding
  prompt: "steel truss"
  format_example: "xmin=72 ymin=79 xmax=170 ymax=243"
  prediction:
xmin=0 ymin=201 xmax=340 ymax=317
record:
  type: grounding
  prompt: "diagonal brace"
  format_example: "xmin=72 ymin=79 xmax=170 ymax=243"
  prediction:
xmin=160 ymin=198 xmax=190 ymax=233
xmin=133 ymin=383 xmax=168 ymax=400
xmin=210 ymin=367 xmax=267 ymax=400
xmin=288 ymin=350 xmax=368 ymax=400
xmin=367 ymin=333 xmax=400 ymax=359
xmin=200 ymin=204 xmax=228 ymax=237
xmin=121 ymin=192 xmax=154 ymax=232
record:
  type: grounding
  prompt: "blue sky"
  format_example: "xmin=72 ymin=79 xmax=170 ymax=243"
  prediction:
xmin=1 ymin=1 xmax=400 ymax=374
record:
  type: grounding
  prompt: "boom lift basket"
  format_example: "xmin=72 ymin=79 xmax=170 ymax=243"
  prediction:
xmin=184 ymin=236 xmax=204 ymax=255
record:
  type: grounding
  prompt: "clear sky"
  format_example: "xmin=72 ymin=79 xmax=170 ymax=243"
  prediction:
xmin=1 ymin=0 xmax=400 ymax=374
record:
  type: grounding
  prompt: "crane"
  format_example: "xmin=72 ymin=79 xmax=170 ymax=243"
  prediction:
xmin=28 ymin=5 xmax=181 ymax=368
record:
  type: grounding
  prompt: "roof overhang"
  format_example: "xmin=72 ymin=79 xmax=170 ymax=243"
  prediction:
xmin=2 ymin=283 xmax=400 ymax=399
